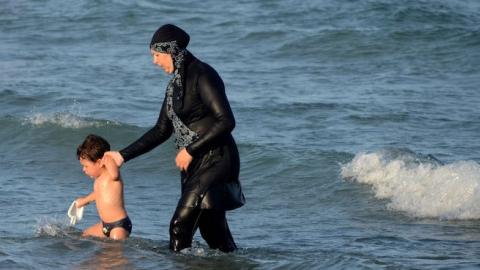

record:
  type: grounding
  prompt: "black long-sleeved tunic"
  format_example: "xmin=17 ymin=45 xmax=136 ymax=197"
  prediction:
xmin=120 ymin=52 xmax=245 ymax=211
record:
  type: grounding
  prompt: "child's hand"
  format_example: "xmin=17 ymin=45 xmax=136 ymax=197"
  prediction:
xmin=75 ymin=198 xmax=84 ymax=208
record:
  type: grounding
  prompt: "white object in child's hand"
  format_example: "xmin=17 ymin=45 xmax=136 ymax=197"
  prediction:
xmin=67 ymin=200 xmax=84 ymax=225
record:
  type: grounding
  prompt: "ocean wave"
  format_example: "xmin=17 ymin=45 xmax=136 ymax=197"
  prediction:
xmin=0 ymin=113 xmax=148 ymax=153
xmin=348 ymin=112 xmax=410 ymax=124
xmin=390 ymin=2 xmax=476 ymax=26
xmin=0 ymin=259 xmax=32 ymax=270
xmin=0 ymin=89 xmax=54 ymax=106
xmin=341 ymin=148 xmax=480 ymax=220
xmin=237 ymin=101 xmax=343 ymax=115
xmin=22 ymin=112 xmax=120 ymax=129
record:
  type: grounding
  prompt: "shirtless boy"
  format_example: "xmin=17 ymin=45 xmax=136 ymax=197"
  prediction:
xmin=75 ymin=134 xmax=132 ymax=240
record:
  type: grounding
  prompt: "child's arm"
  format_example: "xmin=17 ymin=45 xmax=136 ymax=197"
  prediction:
xmin=76 ymin=192 xmax=95 ymax=208
xmin=101 ymin=155 xmax=120 ymax=180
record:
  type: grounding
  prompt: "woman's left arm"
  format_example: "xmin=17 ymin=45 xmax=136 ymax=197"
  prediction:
xmin=185 ymin=68 xmax=235 ymax=156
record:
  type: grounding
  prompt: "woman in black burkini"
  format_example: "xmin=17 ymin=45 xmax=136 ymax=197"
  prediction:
xmin=106 ymin=24 xmax=245 ymax=253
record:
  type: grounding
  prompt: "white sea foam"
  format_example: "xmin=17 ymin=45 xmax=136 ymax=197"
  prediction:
xmin=21 ymin=100 xmax=120 ymax=128
xmin=178 ymin=242 xmax=224 ymax=257
xmin=341 ymin=150 xmax=480 ymax=219
xmin=23 ymin=112 xmax=117 ymax=129
xmin=35 ymin=216 xmax=70 ymax=237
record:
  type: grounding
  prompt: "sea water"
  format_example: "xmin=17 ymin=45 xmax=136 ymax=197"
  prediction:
xmin=1 ymin=0 xmax=480 ymax=269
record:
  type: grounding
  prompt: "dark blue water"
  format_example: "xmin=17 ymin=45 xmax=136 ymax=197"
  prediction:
xmin=2 ymin=0 xmax=480 ymax=269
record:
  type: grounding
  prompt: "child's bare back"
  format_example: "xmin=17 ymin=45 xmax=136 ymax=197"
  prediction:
xmin=75 ymin=134 xmax=132 ymax=240
xmin=94 ymin=156 xmax=127 ymax=222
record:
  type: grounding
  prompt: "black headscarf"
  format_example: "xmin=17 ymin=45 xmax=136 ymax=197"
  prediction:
xmin=150 ymin=24 xmax=198 ymax=148
xmin=150 ymin=24 xmax=190 ymax=111
xmin=150 ymin=24 xmax=190 ymax=49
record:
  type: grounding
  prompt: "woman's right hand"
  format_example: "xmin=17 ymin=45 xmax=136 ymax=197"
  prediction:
xmin=103 ymin=151 xmax=125 ymax=167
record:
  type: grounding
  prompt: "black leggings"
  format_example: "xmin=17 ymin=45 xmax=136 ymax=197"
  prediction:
xmin=169 ymin=205 xmax=237 ymax=253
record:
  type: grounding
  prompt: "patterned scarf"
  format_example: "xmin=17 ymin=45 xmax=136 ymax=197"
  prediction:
xmin=151 ymin=41 xmax=198 ymax=149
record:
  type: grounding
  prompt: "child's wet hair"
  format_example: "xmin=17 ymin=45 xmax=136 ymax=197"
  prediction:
xmin=76 ymin=134 xmax=110 ymax=161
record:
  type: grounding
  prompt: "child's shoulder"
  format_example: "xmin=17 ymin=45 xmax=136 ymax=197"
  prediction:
xmin=99 ymin=170 xmax=121 ymax=182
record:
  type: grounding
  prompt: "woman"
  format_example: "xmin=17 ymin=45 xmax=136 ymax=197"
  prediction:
xmin=106 ymin=24 xmax=245 ymax=253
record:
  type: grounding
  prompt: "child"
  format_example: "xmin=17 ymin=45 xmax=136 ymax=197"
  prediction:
xmin=75 ymin=134 xmax=132 ymax=240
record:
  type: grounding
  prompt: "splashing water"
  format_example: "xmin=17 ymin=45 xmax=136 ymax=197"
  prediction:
xmin=35 ymin=216 xmax=72 ymax=237
xmin=341 ymin=149 xmax=480 ymax=219
xmin=21 ymin=100 xmax=119 ymax=129
xmin=23 ymin=112 xmax=118 ymax=129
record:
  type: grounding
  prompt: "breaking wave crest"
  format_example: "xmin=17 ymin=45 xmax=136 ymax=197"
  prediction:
xmin=341 ymin=149 xmax=480 ymax=220
xmin=23 ymin=112 xmax=119 ymax=129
